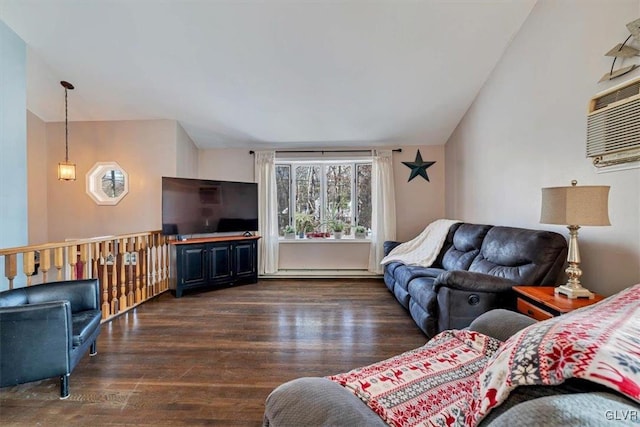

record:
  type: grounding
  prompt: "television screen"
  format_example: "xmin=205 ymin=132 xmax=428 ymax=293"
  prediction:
xmin=161 ymin=177 xmax=259 ymax=236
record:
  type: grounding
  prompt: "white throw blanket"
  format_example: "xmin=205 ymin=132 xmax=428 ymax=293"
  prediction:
xmin=380 ymin=219 xmax=461 ymax=267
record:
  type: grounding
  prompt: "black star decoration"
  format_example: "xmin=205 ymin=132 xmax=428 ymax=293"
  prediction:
xmin=402 ymin=150 xmax=436 ymax=182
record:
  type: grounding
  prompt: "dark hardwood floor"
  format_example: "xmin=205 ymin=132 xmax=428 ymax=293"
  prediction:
xmin=0 ymin=279 xmax=427 ymax=426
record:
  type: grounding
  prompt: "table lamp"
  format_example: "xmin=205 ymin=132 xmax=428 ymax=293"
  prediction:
xmin=540 ymin=180 xmax=610 ymax=299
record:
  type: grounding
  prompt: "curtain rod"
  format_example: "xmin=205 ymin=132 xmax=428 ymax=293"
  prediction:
xmin=249 ymin=148 xmax=402 ymax=154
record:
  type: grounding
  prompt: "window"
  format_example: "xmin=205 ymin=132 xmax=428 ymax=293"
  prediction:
xmin=86 ymin=161 xmax=129 ymax=205
xmin=356 ymin=163 xmax=372 ymax=229
xmin=275 ymin=160 xmax=372 ymax=236
xmin=276 ymin=165 xmax=291 ymax=233
xmin=101 ymin=169 xmax=126 ymax=198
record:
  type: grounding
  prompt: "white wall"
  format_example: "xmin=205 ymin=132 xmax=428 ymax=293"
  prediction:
xmin=176 ymin=123 xmax=199 ymax=178
xmin=0 ymin=20 xmax=28 ymax=247
xmin=278 ymin=241 xmax=371 ymax=270
xmin=446 ymin=0 xmax=640 ymax=296
xmin=198 ymin=145 xmax=445 ymax=270
xmin=0 ymin=21 xmax=28 ymax=288
xmin=199 ymin=148 xmax=255 ymax=182
xmin=27 ymin=111 xmax=48 ymax=244
xmin=45 ymin=119 xmax=178 ymax=241
xmin=393 ymin=145 xmax=445 ymax=241
xmin=23 ymin=118 xmax=440 ymax=273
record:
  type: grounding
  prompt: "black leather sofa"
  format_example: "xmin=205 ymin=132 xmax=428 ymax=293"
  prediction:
xmin=384 ymin=223 xmax=567 ymax=337
xmin=0 ymin=279 xmax=102 ymax=398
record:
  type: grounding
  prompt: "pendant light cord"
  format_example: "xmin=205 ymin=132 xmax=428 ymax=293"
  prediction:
xmin=60 ymin=80 xmax=74 ymax=163
xmin=64 ymin=86 xmax=69 ymax=162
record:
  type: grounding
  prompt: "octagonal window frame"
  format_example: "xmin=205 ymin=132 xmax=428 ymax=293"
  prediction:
xmin=86 ymin=161 xmax=129 ymax=205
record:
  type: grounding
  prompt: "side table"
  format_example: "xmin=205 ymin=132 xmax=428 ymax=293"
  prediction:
xmin=512 ymin=286 xmax=605 ymax=321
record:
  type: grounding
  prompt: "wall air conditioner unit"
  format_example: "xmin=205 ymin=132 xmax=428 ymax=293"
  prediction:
xmin=587 ymin=75 xmax=640 ymax=170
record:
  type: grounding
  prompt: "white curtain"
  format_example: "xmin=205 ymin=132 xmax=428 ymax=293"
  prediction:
xmin=254 ymin=151 xmax=279 ymax=274
xmin=368 ymin=149 xmax=397 ymax=274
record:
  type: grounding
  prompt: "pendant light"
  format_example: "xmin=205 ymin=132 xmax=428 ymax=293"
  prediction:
xmin=58 ymin=80 xmax=76 ymax=181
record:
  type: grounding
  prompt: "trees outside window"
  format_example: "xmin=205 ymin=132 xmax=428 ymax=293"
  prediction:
xmin=294 ymin=165 xmax=321 ymax=230
xmin=275 ymin=165 xmax=290 ymax=234
xmin=356 ymin=164 xmax=372 ymax=230
xmin=326 ymin=164 xmax=352 ymax=227
xmin=275 ymin=161 xmax=371 ymax=236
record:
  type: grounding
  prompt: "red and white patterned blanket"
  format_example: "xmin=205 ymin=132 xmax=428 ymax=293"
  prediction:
xmin=328 ymin=329 xmax=502 ymax=426
xmin=329 ymin=284 xmax=640 ymax=426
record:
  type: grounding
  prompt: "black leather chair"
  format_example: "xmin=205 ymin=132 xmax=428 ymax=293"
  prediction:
xmin=0 ymin=279 xmax=102 ymax=398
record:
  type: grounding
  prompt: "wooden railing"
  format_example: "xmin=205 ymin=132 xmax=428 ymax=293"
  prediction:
xmin=0 ymin=231 xmax=171 ymax=322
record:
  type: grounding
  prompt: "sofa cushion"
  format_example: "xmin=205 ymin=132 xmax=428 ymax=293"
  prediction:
xmin=393 ymin=285 xmax=411 ymax=309
xmin=71 ymin=309 xmax=102 ymax=347
xmin=431 ymin=222 xmax=462 ymax=268
xmin=392 ymin=266 xmax=442 ymax=311
xmin=408 ymin=299 xmax=437 ymax=337
xmin=469 ymin=226 xmax=567 ymax=284
xmin=383 ymin=270 xmax=396 ymax=292
xmin=384 ymin=261 xmax=404 ymax=276
xmin=407 ymin=278 xmax=437 ymax=310
xmin=394 ymin=266 xmax=444 ymax=291
xmin=469 ymin=260 xmax=537 ymax=284
xmin=407 ymin=278 xmax=439 ymax=336
xmin=441 ymin=224 xmax=492 ymax=271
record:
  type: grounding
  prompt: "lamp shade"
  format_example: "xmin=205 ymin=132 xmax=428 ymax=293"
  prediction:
xmin=540 ymin=183 xmax=610 ymax=226
xmin=58 ymin=161 xmax=76 ymax=181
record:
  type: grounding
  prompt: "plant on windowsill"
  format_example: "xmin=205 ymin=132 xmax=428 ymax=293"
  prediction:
xmin=283 ymin=225 xmax=296 ymax=239
xmin=354 ymin=225 xmax=367 ymax=239
xmin=308 ymin=223 xmax=330 ymax=238
xmin=332 ymin=221 xmax=344 ymax=239
xmin=295 ymin=212 xmax=317 ymax=238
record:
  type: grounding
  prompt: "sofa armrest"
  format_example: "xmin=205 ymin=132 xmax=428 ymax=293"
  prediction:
xmin=0 ymin=301 xmax=73 ymax=386
xmin=383 ymin=241 xmax=402 ymax=256
xmin=468 ymin=309 xmax=535 ymax=341
xmin=26 ymin=279 xmax=100 ymax=313
xmin=264 ymin=377 xmax=387 ymax=427
xmin=434 ymin=272 xmax=519 ymax=332
xmin=434 ymin=270 xmax=517 ymax=293
xmin=485 ymin=392 xmax=640 ymax=427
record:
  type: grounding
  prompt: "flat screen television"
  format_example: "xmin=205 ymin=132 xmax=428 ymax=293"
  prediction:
xmin=161 ymin=177 xmax=259 ymax=236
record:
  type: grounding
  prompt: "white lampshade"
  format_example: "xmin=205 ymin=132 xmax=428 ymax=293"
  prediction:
xmin=58 ymin=161 xmax=77 ymax=181
xmin=541 ymin=183 xmax=610 ymax=226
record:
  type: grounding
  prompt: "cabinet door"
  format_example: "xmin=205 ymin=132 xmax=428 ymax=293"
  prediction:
xmin=208 ymin=243 xmax=233 ymax=282
xmin=234 ymin=240 xmax=256 ymax=278
xmin=179 ymin=245 xmax=207 ymax=287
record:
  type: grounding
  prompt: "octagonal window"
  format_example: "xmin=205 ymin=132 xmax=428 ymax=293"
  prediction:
xmin=86 ymin=162 xmax=129 ymax=205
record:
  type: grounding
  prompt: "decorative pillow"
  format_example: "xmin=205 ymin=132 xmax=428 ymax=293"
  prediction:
xmin=470 ymin=283 xmax=640 ymax=425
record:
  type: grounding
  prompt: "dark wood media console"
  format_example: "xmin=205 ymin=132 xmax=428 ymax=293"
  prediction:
xmin=169 ymin=235 xmax=260 ymax=297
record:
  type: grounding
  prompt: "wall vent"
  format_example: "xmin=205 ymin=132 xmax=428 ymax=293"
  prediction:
xmin=587 ymin=76 xmax=640 ymax=168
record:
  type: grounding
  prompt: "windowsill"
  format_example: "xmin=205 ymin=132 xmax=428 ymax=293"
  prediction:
xmin=261 ymin=269 xmax=380 ymax=278
xmin=279 ymin=237 xmax=371 ymax=243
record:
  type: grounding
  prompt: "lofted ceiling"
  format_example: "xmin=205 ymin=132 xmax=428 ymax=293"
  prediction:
xmin=0 ymin=0 xmax=536 ymax=149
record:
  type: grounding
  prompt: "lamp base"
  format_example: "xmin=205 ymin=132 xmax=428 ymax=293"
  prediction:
xmin=555 ymin=284 xmax=595 ymax=299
